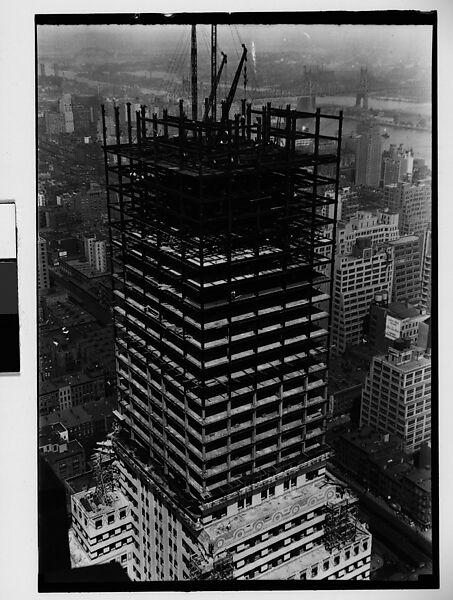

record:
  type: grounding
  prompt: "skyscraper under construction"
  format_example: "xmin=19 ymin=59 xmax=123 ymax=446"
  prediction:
xmin=102 ymin=36 xmax=371 ymax=581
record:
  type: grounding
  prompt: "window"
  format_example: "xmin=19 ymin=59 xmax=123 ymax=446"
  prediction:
xmin=107 ymin=515 xmax=115 ymax=525
xmin=119 ymin=509 xmax=126 ymax=519
xmin=95 ymin=519 xmax=102 ymax=529
xmin=323 ymin=560 xmax=329 ymax=571
xmin=311 ymin=566 xmax=318 ymax=577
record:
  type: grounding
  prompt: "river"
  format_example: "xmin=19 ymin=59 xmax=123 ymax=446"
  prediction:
xmin=317 ymin=95 xmax=431 ymax=117
xmin=49 ymin=69 xmax=433 ymax=167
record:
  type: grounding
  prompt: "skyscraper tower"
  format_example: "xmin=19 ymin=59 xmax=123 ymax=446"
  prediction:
xmin=102 ymin=97 xmax=371 ymax=581
xmin=355 ymin=121 xmax=382 ymax=187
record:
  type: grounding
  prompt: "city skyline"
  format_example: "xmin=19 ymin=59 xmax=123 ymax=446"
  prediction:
xmin=33 ymin=14 xmax=436 ymax=592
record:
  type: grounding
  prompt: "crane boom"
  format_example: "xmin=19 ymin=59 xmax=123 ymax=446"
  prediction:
xmin=211 ymin=25 xmax=217 ymax=121
xmin=221 ymin=44 xmax=247 ymax=123
xmin=204 ymin=52 xmax=227 ymax=122
xmin=191 ymin=25 xmax=198 ymax=121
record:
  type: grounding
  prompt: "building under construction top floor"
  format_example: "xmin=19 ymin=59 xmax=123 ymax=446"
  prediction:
xmin=103 ymin=98 xmax=343 ymax=516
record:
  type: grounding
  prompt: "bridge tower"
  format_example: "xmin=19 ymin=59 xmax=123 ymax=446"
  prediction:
xmin=355 ymin=66 xmax=369 ymax=110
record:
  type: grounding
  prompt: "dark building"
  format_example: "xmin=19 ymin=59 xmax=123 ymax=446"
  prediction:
xmin=39 ymin=423 xmax=86 ymax=482
xmin=366 ymin=299 xmax=429 ymax=354
xmin=102 ymin=99 xmax=371 ymax=581
xmin=332 ymin=427 xmax=431 ymax=527
xmin=388 ymin=235 xmax=422 ymax=305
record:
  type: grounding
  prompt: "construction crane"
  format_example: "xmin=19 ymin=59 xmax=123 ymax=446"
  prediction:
xmin=211 ymin=25 xmax=217 ymax=121
xmin=203 ymin=51 xmax=227 ymax=122
xmin=220 ymin=44 xmax=247 ymax=124
xmin=191 ymin=24 xmax=198 ymax=121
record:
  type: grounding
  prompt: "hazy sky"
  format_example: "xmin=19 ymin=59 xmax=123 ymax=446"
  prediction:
xmin=37 ymin=24 xmax=432 ymax=66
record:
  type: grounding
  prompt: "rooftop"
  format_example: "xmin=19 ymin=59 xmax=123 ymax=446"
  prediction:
xmin=387 ymin=301 xmax=425 ymax=321
xmin=74 ymin=486 xmax=128 ymax=517
xmin=63 ymin=259 xmax=106 ymax=280
xmin=339 ymin=427 xmax=404 ymax=456
xmin=403 ymin=466 xmax=432 ymax=493
xmin=40 ymin=405 xmax=93 ymax=430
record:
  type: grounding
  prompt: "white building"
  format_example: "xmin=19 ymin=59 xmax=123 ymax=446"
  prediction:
xmin=115 ymin=445 xmax=371 ymax=581
xmin=336 ymin=210 xmax=399 ymax=256
xmin=59 ymin=93 xmax=75 ymax=134
xmin=361 ymin=343 xmax=431 ymax=453
xmin=70 ymin=485 xmax=134 ymax=572
xmin=384 ymin=180 xmax=431 ymax=238
xmin=84 ymin=235 xmax=108 ymax=273
xmin=331 ymin=240 xmax=394 ymax=355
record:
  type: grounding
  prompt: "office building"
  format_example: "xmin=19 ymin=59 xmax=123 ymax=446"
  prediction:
xmin=360 ymin=341 xmax=431 ymax=453
xmin=420 ymin=226 xmax=432 ymax=313
xmin=38 ymin=236 xmax=50 ymax=290
xmin=381 ymin=145 xmax=414 ymax=186
xmin=388 ymin=235 xmax=422 ymax=305
xmin=59 ymin=92 xmax=75 ymax=134
xmin=103 ymin=101 xmax=371 ymax=581
xmin=84 ymin=234 xmax=108 ymax=273
xmin=367 ymin=298 xmax=429 ymax=354
xmin=75 ymin=182 xmax=107 ymax=226
xmin=337 ymin=187 xmax=360 ymax=221
xmin=384 ymin=181 xmax=431 ymax=237
xmin=336 ymin=210 xmax=399 ymax=256
xmin=331 ymin=238 xmax=394 ymax=355
xmin=355 ymin=121 xmax=382 ymax=188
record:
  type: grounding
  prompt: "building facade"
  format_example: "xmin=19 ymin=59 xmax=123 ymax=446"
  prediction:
xmin=336 ymin=210 xmax=399 ymax=256
xmin=103 ymin=102 xmax=371 ymax=581
xmin=384 ymin=180 xmax=431 ymax=237
xmin=355 ymin=121 xmax=382 ymax=188
xmin=420 ymin=226 xmax=432 ymax=313
xmin=360 ymin=342 xmax=431 ymax=453
xmin=331 ymin=239 xmax=394 ymax=355
xmin=388 ymin=235 xmax=422 ymax=305
xmin=367 ymin=299 xmax=429 ymax=354
xmin=38 ymin=236 xmax=50 ymax=290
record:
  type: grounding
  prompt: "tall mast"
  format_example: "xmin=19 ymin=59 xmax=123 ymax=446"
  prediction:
xmin=211 ymin=24 xmax=217 ymax=122
xmin=191 ymin=24 xmax=198 ymax=121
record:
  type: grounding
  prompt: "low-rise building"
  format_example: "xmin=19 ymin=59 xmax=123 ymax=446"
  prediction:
xmin=39 ymin=423 xmax=86 ymax=482
xmin=70 ymin=486 xmax=134 ymax=570
xmin=332 ymin=427 xmax=431 ymax=527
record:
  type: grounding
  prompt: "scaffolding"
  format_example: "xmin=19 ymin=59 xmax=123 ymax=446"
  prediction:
xmin=323 ymin=497 xmax=358 ymax=552
xmin=103 ymin=99 xmax=343 ymax=506
xmin=188 ymin=551 xmax=234 ymax=580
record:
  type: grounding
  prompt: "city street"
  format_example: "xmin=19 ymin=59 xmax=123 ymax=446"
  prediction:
xmin=328 ymin=465 xmax=434 ymax=582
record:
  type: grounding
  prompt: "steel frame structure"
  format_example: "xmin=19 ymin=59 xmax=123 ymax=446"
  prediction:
xmin=103 ymin=100 xmax=343 ymax=520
